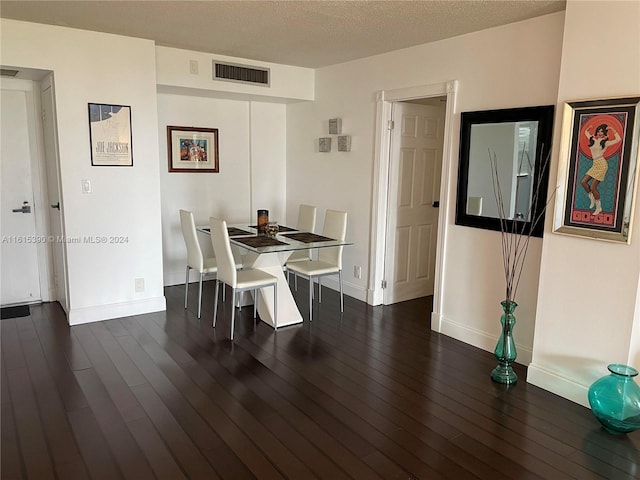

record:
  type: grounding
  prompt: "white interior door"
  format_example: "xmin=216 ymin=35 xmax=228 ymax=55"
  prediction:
xmin=41 ymin=76 xmax=68 ymax=311
xmin=383 ymin=101 xmax=445 ymax=304
xmin=1 ymin=87 xmax=41 ymax=305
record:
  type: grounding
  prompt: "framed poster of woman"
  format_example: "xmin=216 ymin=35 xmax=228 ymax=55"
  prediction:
xmin=553 ymin=96 xmax=640 ymax=243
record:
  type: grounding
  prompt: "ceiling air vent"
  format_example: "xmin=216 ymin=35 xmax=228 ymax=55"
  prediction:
xmin=213 ymin=61 xmax=270 ymax=87
xmin=1 ymin=69 xmax=19 ymax=77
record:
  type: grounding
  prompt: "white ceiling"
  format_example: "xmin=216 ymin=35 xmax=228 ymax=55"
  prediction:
xmin=0 ymin=0 xmax=566 ymax=68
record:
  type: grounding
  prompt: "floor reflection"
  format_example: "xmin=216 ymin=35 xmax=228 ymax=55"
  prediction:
xmin=582 ymin=428 xmax=639 ymax=479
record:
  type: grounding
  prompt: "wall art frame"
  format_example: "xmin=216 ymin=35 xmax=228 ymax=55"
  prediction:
xmin=88 ymin=103 xmax=133 ymax=166
xmin=167 ymin=126 xmax=219 ymax=173
xmin=329 ymin=118 xmax=342 ymax=134
xmin=318 ymin=137 xmax=332 ymax=152
xmin=553 ymin=96 xmax=640 ymax=243
xmin=337 ymin=135 xmax=352 ymax=152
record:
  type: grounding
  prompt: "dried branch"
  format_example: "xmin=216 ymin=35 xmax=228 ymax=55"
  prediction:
xmin=489 ymin=146 xmax=555 ymax=303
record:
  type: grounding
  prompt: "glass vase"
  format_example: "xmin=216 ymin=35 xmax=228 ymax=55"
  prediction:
xmin=587 ymin=364 xmax=640 ymax=435
xmin=265 ymin=221 xmax=279 ymax=236
xmin=491 ymin=300 xmax=518 ymax=384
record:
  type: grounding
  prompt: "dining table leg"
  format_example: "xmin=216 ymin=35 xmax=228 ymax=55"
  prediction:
xmin=240 ymin=251 xmax=303 ymax=328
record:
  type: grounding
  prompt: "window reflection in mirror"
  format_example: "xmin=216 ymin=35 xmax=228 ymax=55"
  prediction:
xmin=455 ymin=105 xmax=555 ymax=238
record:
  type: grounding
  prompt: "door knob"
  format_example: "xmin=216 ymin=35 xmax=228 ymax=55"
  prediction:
xmin=432 ymin=201 xmax=440 ymax=208
xmin=51 ymin=202 xmax=60 ymax=210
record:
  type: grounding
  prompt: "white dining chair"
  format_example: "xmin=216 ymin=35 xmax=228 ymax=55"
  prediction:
xmin=180 ymin=209 xmax=218 ymax=319
xmin=285 ymin=209 xmax=347 ymax=321
xmin=210 ymin=217 xmax=278 ymax=340
xmin=285 ymin=204 xmax=317 ymax=287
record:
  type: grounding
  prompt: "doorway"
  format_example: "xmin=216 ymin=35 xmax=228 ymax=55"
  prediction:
xmin=369 ymin=81 xmax=457 ymax=320
xmin=383 ymin=98 xmax=446 ymax=304
xmin=0 ymin=71 xmax=67 ymax=311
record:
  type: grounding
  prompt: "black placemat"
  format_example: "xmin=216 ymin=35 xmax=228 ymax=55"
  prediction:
xmin=248 ymin=225 xmax=297 ymax=232
xmin=281 ymin=232 xmax=336 ymax=243
xmin=199 ymin=227 xmax=252 ymax=237
xmin=233 ymin=236 xmax=289 ymax=248
xmin=227 ymin=227 xmax=252 ymax=237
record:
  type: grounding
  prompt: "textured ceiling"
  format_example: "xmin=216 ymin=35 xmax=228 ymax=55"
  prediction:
xmin=0 ymin=0 xmax=566 ymax=68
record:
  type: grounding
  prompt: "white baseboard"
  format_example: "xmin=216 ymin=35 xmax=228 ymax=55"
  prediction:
xmin=527 ymin=363 xmax=590 ymax=408
xmin=317 ymin=276 xmax=367 ymax=302
xmin=434 ymin=313 xmax=532 ymax=366
xmin=164 ymin=269 xmax=216 ymax=287
xmin=68 ymin=296 xmax=166 ymax=326
xmin=433 ymin=313 xmax=591 ymax=408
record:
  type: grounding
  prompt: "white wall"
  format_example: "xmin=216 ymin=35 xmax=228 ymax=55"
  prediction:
xmin=158 ymin=93 xmax=250 ymax=284
xmin=286 ymin=13 xmax=565 ymax=362
xmin=528 ymin=0 xmax=640 ymax=406
xmin=1 ymin=19 xmax=166 ymax=324
xmin=158 ymin=93 xmax=287 ymax=285
xmin=155 ymin=46 xmax=306 ymax=286
xmin=249 ymin=102 xmax=287 ymax=221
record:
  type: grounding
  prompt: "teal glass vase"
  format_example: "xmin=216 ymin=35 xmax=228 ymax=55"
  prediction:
xmin=588 ymin=364 xmax=640 ymax=435
xmin=491 ymin=300 xmax=518 ymax=384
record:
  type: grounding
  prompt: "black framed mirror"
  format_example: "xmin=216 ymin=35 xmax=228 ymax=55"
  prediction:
xmin=455 ymin=105 xmax=555 ymax=237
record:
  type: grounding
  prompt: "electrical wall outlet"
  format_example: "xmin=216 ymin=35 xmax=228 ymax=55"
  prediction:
xmin=189 ymin=59 xmax=199 ymax=75
xmin=135 ymin=278 xmax=145 ymax=293
xmin=353 ymin=265 xmax=362 ymax=279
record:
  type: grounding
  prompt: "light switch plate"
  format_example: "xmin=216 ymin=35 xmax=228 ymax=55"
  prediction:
xmin=81 ymin=179 xmax=92 ymax=193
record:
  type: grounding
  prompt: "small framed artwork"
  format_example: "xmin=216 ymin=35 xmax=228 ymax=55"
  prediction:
xmin=167 ymin=126 xmax=219 ymax=172
xmin=553 ymin=96 xmax=640 ymax=243
xmin=329 ymin=118 xmax=342 ymax=134
xmin=319 ymin=137 xmax=332 ymax=152
xmin=88 ymin=103 xmax=133 ymax=166
xmin=338 ymin=135 xmax=352 ymax=152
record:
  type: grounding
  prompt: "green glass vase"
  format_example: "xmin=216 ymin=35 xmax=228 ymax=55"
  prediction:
xmin=491 ymin=300 xmax=518 ymax=384
xmin=588 ymin=364 xmax=640 ymax=435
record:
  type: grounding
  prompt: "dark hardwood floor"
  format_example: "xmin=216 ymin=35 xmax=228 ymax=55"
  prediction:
xmin=2 ymin=281 xmax=639 ymax=479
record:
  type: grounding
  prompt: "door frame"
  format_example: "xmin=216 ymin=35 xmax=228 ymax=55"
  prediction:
xmin=40 ymin=73 xmax=69 ymax=312
xmin=368 ymin=81 xmax=457 ymax=322
xmin=383 ymin=100 xmax=446 ymax=305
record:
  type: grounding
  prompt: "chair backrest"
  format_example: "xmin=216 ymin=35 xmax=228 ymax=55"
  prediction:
xmin=297 ymin=204 xmax=317 ymax=232
xmin=318 ymin=209 xmax=347 ymax=268
xmin=287 ymin=204 xmax=317 ymax=262
xmin=209 ymin=217 xmax=238 ymax=287
xmin=180 ymin=209 xmax=203 ymax=270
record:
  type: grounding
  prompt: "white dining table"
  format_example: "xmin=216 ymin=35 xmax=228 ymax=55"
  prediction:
xmin=197 ymin=223 xmax=352 ymax=329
